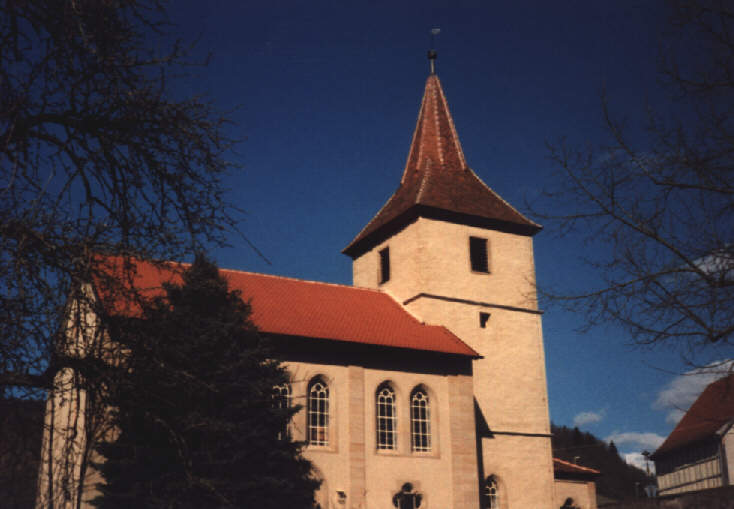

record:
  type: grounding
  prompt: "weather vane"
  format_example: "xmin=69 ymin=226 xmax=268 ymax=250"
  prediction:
xmin=428 ymin=28 xmax=440 ymax=74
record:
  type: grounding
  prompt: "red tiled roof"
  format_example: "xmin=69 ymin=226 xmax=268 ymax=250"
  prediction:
xmin=553 ymin=457 xmax=601 ymax=476
xmin=343 ymin=74 xmax=541 ymax=258
xmin=652 ymin=374 xmax=734 ymax=458
xmin=94 ymin=256 xmax=479 ymax=358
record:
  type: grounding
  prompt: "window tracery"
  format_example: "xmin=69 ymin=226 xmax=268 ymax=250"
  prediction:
xmin=410 ymin=388 xmax=431 ymax=452
xmin=272 ymin=383 xmax=291 ymax=440
xmin=377 ymin=383 xmax=397 ymax=450
xmin=308 ymin=378 xmax=329 ymax=446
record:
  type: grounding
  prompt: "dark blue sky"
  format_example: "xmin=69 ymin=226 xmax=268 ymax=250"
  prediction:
xmin=168 ymin=0 xmax=727 ymax=469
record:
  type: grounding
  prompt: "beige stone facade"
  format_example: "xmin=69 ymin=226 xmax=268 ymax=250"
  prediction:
xmin=353 ymin=217 xmax=554 ymax=508
xmin=36 ymin=288 xmax=106 ymax=509
xmin=277 ymin=351 xmax=478 ymax=509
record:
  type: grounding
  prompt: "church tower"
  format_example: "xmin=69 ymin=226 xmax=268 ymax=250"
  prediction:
xmin=344 ymin=67 xmax=555 ymax=508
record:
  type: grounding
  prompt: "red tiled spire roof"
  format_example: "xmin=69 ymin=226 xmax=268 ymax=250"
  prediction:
xmin=343 ymin=74 xmax=541 ymax=258
xmin=652 ymin=373 xmax=734 ymax=458
xmin=94 ymin=256 xmax=479 ymax=358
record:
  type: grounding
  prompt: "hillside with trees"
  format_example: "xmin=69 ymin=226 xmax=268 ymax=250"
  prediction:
xmin=552 ymin=424 xmax=654 ymax=502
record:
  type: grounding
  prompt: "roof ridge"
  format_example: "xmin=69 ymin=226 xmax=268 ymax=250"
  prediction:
xmin=401 ymin=77 xmax=430 ymax=185
xmin=344 ymin=191 xmax=402 ymax=253
xmin=553 ymin=457 xmax=601 ymax=474
xmin=377 ymin=291 xmax=480 ymax=357
xmin=430 ymin=323 xmax=482 ymax=357
xmin=219 ymin=267 xmax=386 ymax=294
xmin=430 ymin=81 xmax=444 ymax=165
xmin=104 ymin=257 xmax=383 ymax=294
xmin=433 ymin=74 xmax=468 ymax=170
xmin=416 ymin=158 xmax=432 ymax=203
xmin=467 ymin=166 xmax=542 ymax=229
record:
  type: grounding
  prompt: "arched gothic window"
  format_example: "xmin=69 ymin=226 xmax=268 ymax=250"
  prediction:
xmin=410 ymin=387 xmax=431 ymax=452
xmin=272 ymin=383 xmax=291 ymax=440
xmin=308 ymin=378 xmax=329 ymax=446
xmin=376 ymin=383 xmax=397 ymax=450
xmin=484 ymin=475 xmax=499 ymax=509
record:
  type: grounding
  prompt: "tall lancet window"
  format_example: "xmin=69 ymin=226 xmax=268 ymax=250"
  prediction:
xmin=410 ymin=387 xmax=431 ymax=452
xmin=308 ymin=377 xmax=329 ymax=446
xmin=376 ymin=383 xmax=397 ymax=450
xmin=484 ymin=475 xmax=499 ymax=509
xmin=272 ymin=383 xmax=291 ymax=440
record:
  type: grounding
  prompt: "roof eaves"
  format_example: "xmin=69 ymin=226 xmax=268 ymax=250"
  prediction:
xmin=553 ymin=457 xmax=601 ymax=476
xmin=263 ymin=330 xmax=479 ymax=358
xmin=342 ymin=206 xmax=421 ymax=259
xmin=467 ymin=167 xmax=543 ymax=231
xmin=342 ymin=188 xmax=407 ymax=255
xmin=716 ymin=418 xmax=734 ymax=436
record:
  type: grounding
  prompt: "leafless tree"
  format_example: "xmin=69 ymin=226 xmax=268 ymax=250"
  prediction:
xmin=533 ymin=0 xmax=734 ymax=362
xmin=1 ymin=1 xmax=239 ymax=506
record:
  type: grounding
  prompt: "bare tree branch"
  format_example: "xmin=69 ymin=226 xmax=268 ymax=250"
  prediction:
xmin=530 ymin=0 xmax=734 ymax=355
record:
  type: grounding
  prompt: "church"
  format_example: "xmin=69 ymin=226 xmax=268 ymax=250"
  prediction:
xmin=37 ymin=60 xmax=563 ymax=509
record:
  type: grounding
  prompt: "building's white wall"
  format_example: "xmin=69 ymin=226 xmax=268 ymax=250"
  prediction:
xmin=553 ymin=479 xmax=597 ymax=509
xmin=36 ymin=287 xmax=105 ymax=509
xmin=353 ymin=218 xmax=538 ymax=310
xmin=282 ymin=359 xmax=478 ymax=509
xmin=283 ymin=361 xmax=351 ymax=509
xmin=36 ymin=368 xmax=90 ymax=509
xmin=353 ymin=217 xmax=555 ymax=508
xmin=37 ymin=281 xmax=481 ymax=509
xmin=724 ymin=426 xmax=734 ymax=485
xmin=656 ymin=453 xmax=722 ymax=495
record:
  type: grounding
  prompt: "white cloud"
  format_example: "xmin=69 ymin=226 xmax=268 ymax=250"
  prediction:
xmin=605 ymin=432 xmax=665 ymax=451
xmin=625 ymin=452 xmax=656 ymax=474
xmin=664 ymin=408 xmax=685 ymax=425
xmin=653 ymin=360 xmax=733 ymax=424
xmin=573 ymin=409 xmax=605 ymax=427
xmin=694 ymin=250 xmax=734 ymax=280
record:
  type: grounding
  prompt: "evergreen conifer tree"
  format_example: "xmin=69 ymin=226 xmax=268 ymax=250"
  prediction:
xmin=92 ymin=256 xmax=319 ymax=508
xmin=608 ymin=441 xmax=619 ymax=458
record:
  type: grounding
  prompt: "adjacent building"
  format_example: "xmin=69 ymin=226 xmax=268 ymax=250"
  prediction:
xmin=553 ymin=458 xmax=601 ymax=509
xmin=652 ymin=373 xmax=734 ymax=495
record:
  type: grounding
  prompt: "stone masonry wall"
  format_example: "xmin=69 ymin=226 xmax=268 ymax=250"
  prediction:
xmin=352 ymin=217 xmax=555 ymax=508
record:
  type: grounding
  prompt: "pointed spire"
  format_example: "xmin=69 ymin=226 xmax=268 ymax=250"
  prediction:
xmin=401 ymin=74 xmax=468 ymax=184
xmin=343 ymin=73 xmax=541 ymax=259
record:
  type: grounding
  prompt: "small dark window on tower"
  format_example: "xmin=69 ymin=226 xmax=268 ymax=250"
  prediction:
xmin=479 ymin=312 xmax=491 ymax=328
xmin=379 ymin=247 xmax=390 ymax=284
xmin=470 ymin=237 xmax=489 ymax=273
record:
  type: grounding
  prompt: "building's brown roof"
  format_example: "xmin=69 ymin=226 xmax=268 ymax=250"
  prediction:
xmin=343 ymin=74 xmax=541 ymax=258
xmin=95 ymin=256 xmax=479 ymax=358
xmin=553 ymin=458 xmax=601 ymax=476
xmin=652 ymin=374 xmax=734 ymax=458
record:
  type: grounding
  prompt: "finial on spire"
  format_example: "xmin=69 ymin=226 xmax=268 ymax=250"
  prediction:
xmin=428 ymin=28 xmax=440 ymax=74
